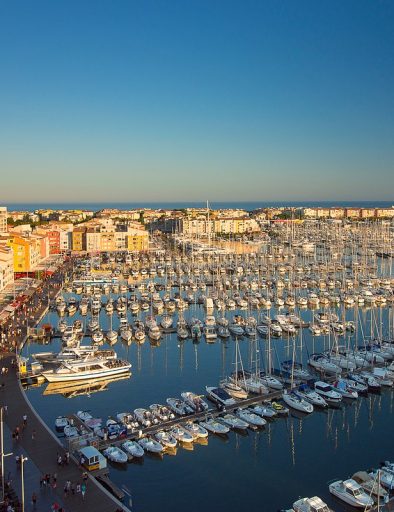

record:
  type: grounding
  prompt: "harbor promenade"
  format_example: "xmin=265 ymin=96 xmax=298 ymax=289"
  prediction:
xmin=1 ymin=354 xmax=126 ymax=512
xmin=0 ymin=258 xmax=128 ymax=511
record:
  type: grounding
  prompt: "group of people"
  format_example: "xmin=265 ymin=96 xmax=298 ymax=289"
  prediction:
xmin=11 ymin=413 xmax=28 ymax=444
xmin=63 ymin=479 xmax=87 ymax=500
xmin=40 ymin=472 xmax=57 ymax=489
xmin=57 ymin=451 xmax=70 ymax=466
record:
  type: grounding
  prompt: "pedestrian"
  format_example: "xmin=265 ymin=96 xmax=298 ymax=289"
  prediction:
xmin=31 ymin=492 xmax=37 ymax=509
xmin=76 ymin=482 xmax=81 ymax=494
xmin=57 ymin=454 xmax=62 ymax=466
xmin=81 ymin=482 xmax=86 ymax=500
xmin=22 ymin=414 xmax=27 ymax=427
xmin=46 ymin=473 xmax=51 ymax=486
xmin=82 ymin=471 xmax=88 ymax=484
xmin=31 ymin=429 xmax=36 ymax=440
xmin=63 ymin=482 xmax=68 ymax=498
xmin=65 ymin=451 xmax=70 ymax=464
xmin=3 ymin=404 xmax=7 ymax=414
xmin=51 ymin=502 xmax=60 ymax=511
xmin=71 ymin=482 xmax=75 ymax=495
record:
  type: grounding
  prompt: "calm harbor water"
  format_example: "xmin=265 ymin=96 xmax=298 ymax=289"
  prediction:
xmin=23 ymin=301 xmax=394 ymax=512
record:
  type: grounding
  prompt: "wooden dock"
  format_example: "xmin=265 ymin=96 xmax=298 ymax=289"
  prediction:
xmin=95 ymin=389 xmax=283 ymax=450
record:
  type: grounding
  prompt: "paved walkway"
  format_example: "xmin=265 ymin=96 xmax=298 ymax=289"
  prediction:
xmin=1 ymin=354 xmax=125 ymax=512
xmin=2 ymin=422 xmax=66 ymax=512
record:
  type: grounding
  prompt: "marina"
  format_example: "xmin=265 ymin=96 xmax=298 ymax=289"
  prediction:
xmin=15 ymin=225 xmax=394 ymax=512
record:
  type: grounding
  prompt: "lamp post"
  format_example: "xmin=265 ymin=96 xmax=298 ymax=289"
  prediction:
xmin=20 ymin=455 xmax=28 ymax=512
xmin=0 ymin=407 xmax=13 ymax=499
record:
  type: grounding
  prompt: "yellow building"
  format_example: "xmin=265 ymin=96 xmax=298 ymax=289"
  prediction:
xmin=72 ymin=228 xmax=87 ymax=252
xmin=100 ymin=232 xmax=116 ymax=252
xmin=375 ymin=208 xmax=394 ymax=218
xmin=6 ymin=233 xmax=41 ymax=272
xmin=126 ymin=230 xmax=149 ymax=251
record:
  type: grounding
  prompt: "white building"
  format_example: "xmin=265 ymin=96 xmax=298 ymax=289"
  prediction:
xmin=0 ymin=245 xmax=14 ymax=291
xmin=0 ymin=207 xmax=8 ymax=235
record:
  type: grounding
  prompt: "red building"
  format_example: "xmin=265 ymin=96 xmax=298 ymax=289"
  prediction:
xmin=46 ymin=230 xmax=61 ymax=254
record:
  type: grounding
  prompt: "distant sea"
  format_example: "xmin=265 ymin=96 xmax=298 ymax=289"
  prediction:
xmin=5 ymin=200 xmax=394 ymax=212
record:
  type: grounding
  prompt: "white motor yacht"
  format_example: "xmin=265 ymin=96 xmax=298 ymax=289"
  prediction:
xmin=160 ymin=315 xmax=173 ymax=329
xmin=77 ymin=410 xmax=93 ymax=422
xmin=332 ymin=379 xmax=358 ymax=399
xmin=42 ymin=357 xmax=131 ymax=383
xmin=155 ymin=430 xmax=178 ymax=449
xmin=149 ymin=404 xmax=175 ymax=421
xmin=120 ymin=327 xmax=133 ymax=344
xmin=220 ymin=379 xmax=248 ymax=400
xmin=314 ymin=381 xmax=342 ymax=405
xmin=62 ymin=326 xmax=77 ymax=346
xmin=64 ymin=425 xmax=79 ymax=438
xmin=55 ymin=416 xmax=69 ymax=431
xmin=149 ymin=325 xmax=161 ymax=341
xmin=259 ymin=374 xmax=283 ymax=390
xmin=92 ymin=331 xmax=104 ymax=345
xmin=219 ymin=414 xmax=249 ymax=431
xmin=199 ymin=418 xmax=230 ymax=435
xmin=236 ymin=408 xmax=266 ymax=427
xmin=341 ymin=378 xmax=368 ymax=395
xmin=205 ymin=386 xmax=236 ymax=408
xmin=134 ymin=408 xmax=158 ymax=427
xmin=293 ymin=496 xmax=333 ymax=512
xmin=103 ymin=446 xmax=128 ymax=464
xmin=329 ymin=479 xmax=374 ymax=508
xmin=106 ymin=330 xmax=118 ymax=344
xmin=138 ymin=437 xmax=164 ymax=454
xmin=182 ymin=421 xmax=209 ymax=438
xmin=181 ymin=391 xmax=209 ymax=412
xmin=282 ymin=391 xmax=314 ymax=414
xmin=294 ymin=386 xmax=327 ymax=408
xmin=251 ymin=404 xmax=277 ymax=418
xmin=166 ymin=398 xmax=194 ymax=416
xmin=308 ymin=354 xmax=342 ymax=375
xmin=204 ymin=325 xmax=218 ymax=341
xmin=170 ymin=426 xmax=194 ymax=444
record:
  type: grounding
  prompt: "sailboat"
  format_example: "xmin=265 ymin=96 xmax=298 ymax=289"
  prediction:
xmin=221 ymin=338 xmax=248 ymax=399
xmin=282 ymin=337 xmax=314 ymax=414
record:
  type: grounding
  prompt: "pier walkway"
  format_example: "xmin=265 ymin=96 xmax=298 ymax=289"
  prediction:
xmin=1 ymin=354 xmax=128 ymax=512
xmin=96 ymin=389 xmax=283 ymax=450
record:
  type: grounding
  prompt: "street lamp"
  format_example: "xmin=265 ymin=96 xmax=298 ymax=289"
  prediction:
xmin=20 ymin=455 xmax=28 ymax=512
xmin=0 ymin=407 xmax=13 ymax=499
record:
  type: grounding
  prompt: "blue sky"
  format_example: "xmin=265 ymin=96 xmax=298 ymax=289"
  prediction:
xmin=0 ymin=0 xmax=393 ymax=202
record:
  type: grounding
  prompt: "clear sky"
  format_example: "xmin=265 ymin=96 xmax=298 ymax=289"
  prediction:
xmin=0 ymin=0 xmax=393 ymax=203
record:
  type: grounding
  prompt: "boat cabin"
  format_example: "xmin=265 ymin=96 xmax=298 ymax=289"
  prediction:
xmin=343 ymin=479 xmax=364 ymax=499
xmin=79 ymin=446 xmax=107 ymax=471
